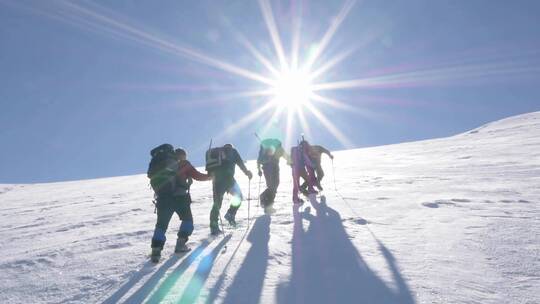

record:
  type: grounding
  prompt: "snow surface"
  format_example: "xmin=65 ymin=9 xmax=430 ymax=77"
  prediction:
xmin=1 ymin=112 xmax=539 ymax=304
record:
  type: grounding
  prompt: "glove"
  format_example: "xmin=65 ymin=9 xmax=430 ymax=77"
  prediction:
xmin=258 ymin=169 xmax=262 ymax=177
xmin=246 ymin=171 xmax=253 ymax=180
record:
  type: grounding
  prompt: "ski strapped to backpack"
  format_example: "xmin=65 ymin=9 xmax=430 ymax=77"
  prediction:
xmin=147 ymin=143 xmax=178 ymax=196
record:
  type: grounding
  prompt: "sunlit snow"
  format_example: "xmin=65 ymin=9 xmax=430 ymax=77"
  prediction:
xmin=1 ymin=112 xmax=539 ymax=304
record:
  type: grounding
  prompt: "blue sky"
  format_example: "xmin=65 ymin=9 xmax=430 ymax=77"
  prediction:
xmin=1 ymin=0 xmax=539 ymax=183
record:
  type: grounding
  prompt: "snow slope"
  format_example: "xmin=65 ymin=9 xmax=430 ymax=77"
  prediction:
xmin=1 ymin=112 xmax=539 ymax=304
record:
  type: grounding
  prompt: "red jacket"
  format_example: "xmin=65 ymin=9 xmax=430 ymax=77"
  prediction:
xmin=178 ymin=160 xmax=211 ymax=181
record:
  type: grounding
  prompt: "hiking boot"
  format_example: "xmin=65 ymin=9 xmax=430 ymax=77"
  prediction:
xmin=259 ymin=195 xmax=267 ymax=207
xmin=210 ymin=225 xmax=222 ymax=236
xmin=264 ymin=205 xmax=276 ymax=215
xmin=307 ymin=188 xmax=318 ymax=195
xmin=224 ymin=212 xmax=237 ymax=226
xmin=293 ymin=197 xmax=304 ymax=205
xmin=174 ymin=237 xmax=190 ymax=253
xmin=150 ymin=247 xmax=161 ymax=263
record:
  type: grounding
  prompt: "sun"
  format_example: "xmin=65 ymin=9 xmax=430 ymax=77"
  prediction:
xmin=270 ymin=68 xmax=314 ymax=110
xmin=31 ymin=0 xmax=363 ymax=149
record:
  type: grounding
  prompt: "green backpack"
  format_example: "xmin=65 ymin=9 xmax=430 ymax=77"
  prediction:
xmin=147 ymin=144 xmax=178 ymax=196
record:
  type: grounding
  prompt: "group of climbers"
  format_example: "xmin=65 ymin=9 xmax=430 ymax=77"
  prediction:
xmin=257 ymin=138 xmax=333 ymax=210
xmin=146 ymin=138 xmax=333 ymax=262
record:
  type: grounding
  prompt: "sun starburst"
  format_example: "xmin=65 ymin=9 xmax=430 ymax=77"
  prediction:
xmin=270 ymin=68 xmax=314 ymax=111
xmin=14 ymin=0 xmax=363 ymax=149
xmin=244 ymin=0 xmax=359 ymax=147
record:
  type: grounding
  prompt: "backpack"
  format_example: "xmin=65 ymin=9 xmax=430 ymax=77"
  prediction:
xmin=147 ymin=144 xmax=178 ymax=196
xmin=205 ymin=147 xmax=234 ymax=172
xmin=259 ymin=138 xmax=282 ymax=164
xmin=261 ymin=138 xmax=282 ymax=150
xmin=205 ymin=147 xmax=223 ymax=172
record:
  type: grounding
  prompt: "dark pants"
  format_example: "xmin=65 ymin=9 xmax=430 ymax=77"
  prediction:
xmin=260 ymin=162 xmax=279 ymax=207
xmin=300 ymin=164 xmax=324 ymax=192
xmin=210 ymin=176 xmax=243 ymax=228
xmin=151 ymin=194 xmax=193 ymax=249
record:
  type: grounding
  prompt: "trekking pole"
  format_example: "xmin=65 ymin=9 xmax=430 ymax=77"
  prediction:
xmin=332 ymin=158 xmax=338 ymax=191
xmin=219 ymin=215 xmax=226 ymax=235
xmin=257 ymin=174 xmax=261 ymax=208
xmin=247 ymin=178 xmax=251 ymax=227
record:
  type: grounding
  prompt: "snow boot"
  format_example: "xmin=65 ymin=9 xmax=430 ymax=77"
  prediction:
xmin=224 ymin=211 xmax=237 ymax=226
xmin=150 ymin=247 xmax=162 ymax=263
xmin=210 ymin=225 xmax=222 ymax=236
xmin=293 ymin=197 xmax=304 ymax=205
xmin=259 ymin=192 xmax=267 ymax=207
xmin=174 ymin=237 xmax=190 ymax=253
xmin=264 ymin=205 xmax=276 ymax=215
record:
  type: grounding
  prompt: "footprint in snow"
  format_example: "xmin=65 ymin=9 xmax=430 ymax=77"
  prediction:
xmin=3 ymin=257 xmax=54 ymax=270
xmin=56 ymin=223 xmax=86 ymax=232
xmin=0 ymin=187 xmax=13 ymax=194
xmin=342 ymin=217 xmax=368 ymax=225
xmin=450 ymin=198 xmax=471 ymax=203
xmin=422 ymin=200 xmax=457 ymax=208
xmin=355 ymin=218 xmax=368 ymax=225
xmin=278 ymin=220 xmax=293 ymax=225
xmin=103 ymin=242 xmax=131 ymax=250
xmin=35 ymin=258 xmax=53 ymax=266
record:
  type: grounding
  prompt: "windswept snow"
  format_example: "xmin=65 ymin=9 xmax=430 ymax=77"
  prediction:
xmin=1 ymin=112 xmax=539 ymax=304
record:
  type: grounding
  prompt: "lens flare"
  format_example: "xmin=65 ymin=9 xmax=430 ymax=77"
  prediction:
xmin=271 ymin=68 xmax=314 ymax=110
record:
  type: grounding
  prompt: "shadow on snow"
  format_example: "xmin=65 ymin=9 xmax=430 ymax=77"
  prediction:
xmin=175 ymin=234 xmax=231 ymax=303
xmin=102 ymin=235 xmax=230 ymax=304
xmin=218 ymin=215 xmax=271 ymax=304
xmin=104 ymin=195 xmax=414 ymax=304
xmin=276 ymin=195 xmax=416 ymax=304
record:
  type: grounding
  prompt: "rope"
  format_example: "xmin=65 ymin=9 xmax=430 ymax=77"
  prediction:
xmin=331 ymin=158 xmax=338 ymax=192
xmin=331 ymin=159 xmax=366 ymax=221
xmin=332 ymin=159 xmax=379 ymax=241
xmin=331 ymin=158 xmax=380 ymax=238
